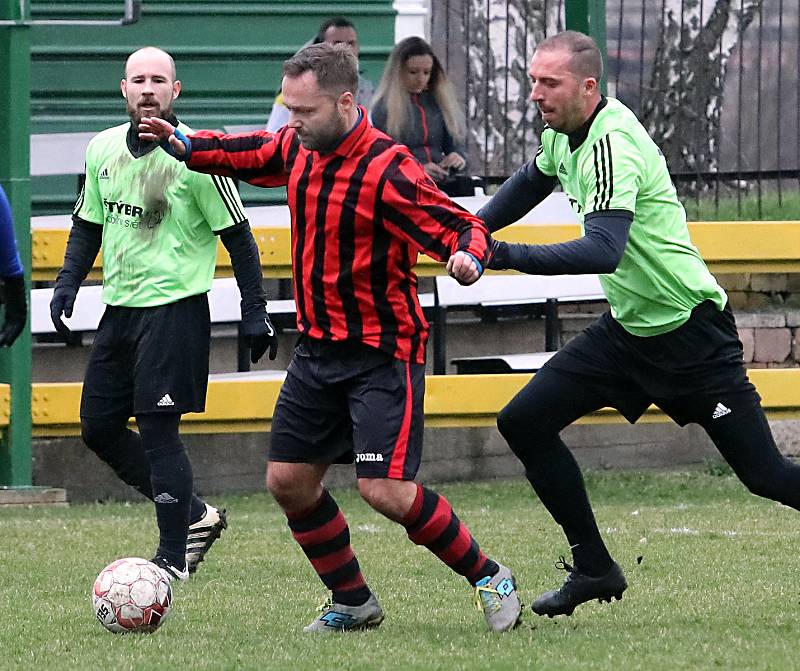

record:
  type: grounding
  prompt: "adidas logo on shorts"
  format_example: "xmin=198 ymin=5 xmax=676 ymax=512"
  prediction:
xmin=712 ymin=402 xmax=731 ymax=419
xmin=154 ymin=492 xmax=179 ymax=504
xmin=157 ymin=394 xmax=175 ymax=407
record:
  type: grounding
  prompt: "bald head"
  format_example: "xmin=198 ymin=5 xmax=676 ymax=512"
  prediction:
xmin=124 ymin=47 xmax=176 ymax=81
xmin=121 ymin=47 xmax=181 ymax=126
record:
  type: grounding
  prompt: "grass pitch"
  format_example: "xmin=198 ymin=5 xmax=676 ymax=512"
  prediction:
xmin=1 ymin=469 xmax=798 ymax=671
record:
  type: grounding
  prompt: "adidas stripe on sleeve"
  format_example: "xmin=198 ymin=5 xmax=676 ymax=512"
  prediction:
xmin=194 ymin=172 xmax=247 ymax=233
xmin=578 ymin=131 xmax=645 ymax=216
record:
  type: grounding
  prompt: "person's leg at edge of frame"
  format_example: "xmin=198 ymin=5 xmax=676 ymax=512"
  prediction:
xmin=136 ymin=412 xmax=193 ymax=580
xmin=266 ymin=460 xmax=384 ymax=633
xmin=496 ymin=365 xmax=627 ymax=617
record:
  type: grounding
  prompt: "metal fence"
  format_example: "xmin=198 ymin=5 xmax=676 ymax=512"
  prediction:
xmin=431 ymin=0 xmax=800 ymax=218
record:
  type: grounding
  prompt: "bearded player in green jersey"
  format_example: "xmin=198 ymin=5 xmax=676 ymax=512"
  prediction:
xmin=50 ymin=47 xmax=278 ymax=581
xmin=480 ymin=31 xmax=800 ymax=618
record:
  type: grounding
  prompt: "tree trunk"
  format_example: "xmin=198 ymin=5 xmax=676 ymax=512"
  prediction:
xmin=463 ymin=0 xmax=561 ymax=175
xmin=641 ymin=0 xmax=761 ymax=189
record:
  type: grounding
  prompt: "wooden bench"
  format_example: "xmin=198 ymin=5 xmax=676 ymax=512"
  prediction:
xmin=30 ymin=278 xmax=298 ymax=371
xmin=432 ymin=273 xmax=605 ymax=374
xmin=31 ymin=277 xmax=435 ymax=371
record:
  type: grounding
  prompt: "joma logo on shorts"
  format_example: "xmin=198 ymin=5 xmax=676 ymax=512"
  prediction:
xmin=356 ymin=453 xmax=384 ymax=463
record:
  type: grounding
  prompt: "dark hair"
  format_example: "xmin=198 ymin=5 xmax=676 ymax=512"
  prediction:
xmin=283 ymin=42 xmax=359 ymax=98
xmin=315 ymin=16 xmax=356 ymax=43
xmin=536 ymin=30 xmax=603 ymax=81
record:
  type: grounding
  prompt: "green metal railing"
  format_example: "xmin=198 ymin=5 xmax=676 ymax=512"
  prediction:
xmin=0 ymin=0 xmax=33 ymax=485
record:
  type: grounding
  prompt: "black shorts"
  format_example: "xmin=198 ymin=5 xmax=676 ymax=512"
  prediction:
xmin=80 ymin=294 xmax=211 ymax=419
xmin=269 ymin=337 xmax=425 ymax=480
xmin=544 ymin=300 xmax=758 ymax=425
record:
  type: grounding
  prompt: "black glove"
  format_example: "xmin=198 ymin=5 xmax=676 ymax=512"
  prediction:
xmin=240 ymin=305 xmax=278 ymax=363
xmin=0 ymin=274 xmax=27 ymax=347
xmin=50 ymin=283 xmax=78 ymax=340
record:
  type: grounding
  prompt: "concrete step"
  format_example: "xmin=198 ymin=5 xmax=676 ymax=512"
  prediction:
xmin=0 ymin=486 xmax=68 ymax=508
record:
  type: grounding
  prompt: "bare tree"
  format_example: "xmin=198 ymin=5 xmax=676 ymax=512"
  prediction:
xmin=463 ymin=0 xmax=561 ymax=175
xmin=641 ymin=0 xmax=761 ymax=188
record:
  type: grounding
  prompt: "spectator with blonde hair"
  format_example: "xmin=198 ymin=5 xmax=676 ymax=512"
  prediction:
xmin=371 ymin=36 xmax=470 ymax=195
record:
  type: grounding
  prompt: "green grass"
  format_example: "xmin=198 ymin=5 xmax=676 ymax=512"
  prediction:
xmin=681 ymin=190 xmax=800 ymax=221
xmin=2 ymin=470 xmax=799 ymax=670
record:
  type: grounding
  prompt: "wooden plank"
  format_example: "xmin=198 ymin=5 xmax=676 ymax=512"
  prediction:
xmin=0 ymin=487 xmax=68 ymax=507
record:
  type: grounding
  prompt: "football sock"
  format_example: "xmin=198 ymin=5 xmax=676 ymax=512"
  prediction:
xmin=81 ymin=415 xmax=206 ymax=524
xmin=519 ymin=439 xmax=614 ymax=576
xmin=138 ymin=414 xmax=192 ymax=568
xmin=286 ymin=490 xmax=371 ymax=607
xmin=402 ymin=484 xmax=499 ymax=585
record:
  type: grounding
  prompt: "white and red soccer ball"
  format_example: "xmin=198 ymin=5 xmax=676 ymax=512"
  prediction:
xmin=92 ymin=557 xmax=172 ymax=633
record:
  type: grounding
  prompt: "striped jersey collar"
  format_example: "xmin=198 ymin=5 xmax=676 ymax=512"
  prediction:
xmin=567 ymin=96 xmax=608 ymax=152
xmin=328 ymin=106 xmax=369 ymax=157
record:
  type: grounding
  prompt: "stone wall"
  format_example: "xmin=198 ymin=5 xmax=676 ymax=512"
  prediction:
xmin=722 ymin=273 xmax=800 ymax=367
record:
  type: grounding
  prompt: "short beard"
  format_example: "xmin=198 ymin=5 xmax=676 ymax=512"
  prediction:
xmin=300 ymin=114 xmax=350 ymax=153
xmin=127 ymin=102 xmax=171 ymax=127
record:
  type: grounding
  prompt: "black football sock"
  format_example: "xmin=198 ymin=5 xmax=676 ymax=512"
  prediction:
xmin=82 ymin=415 xmax=206 ymax=524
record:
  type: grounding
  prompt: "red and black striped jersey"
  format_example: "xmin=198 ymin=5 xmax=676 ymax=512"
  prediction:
xmin=185 ymin=108 xmax=490 ymax=363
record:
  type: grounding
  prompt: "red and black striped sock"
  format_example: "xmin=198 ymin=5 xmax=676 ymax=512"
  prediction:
xmin=286 ymin=490 xmax=371 ymax=607
xmin=402 ymin=484 xmax=499 ymax=585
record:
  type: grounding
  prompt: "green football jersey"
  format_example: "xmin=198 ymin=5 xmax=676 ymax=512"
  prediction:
xmin=74 ymin=122 xmax=246 ymax=307
xmin=535 ymin=97 xmax=727 ymax=336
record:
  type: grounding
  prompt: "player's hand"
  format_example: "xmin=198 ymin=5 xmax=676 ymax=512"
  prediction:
xmin=138 ymin=117 xmax=189 ymax=158
xmin=0 ymin=275 xmax=27 ymax=347
xmin=446 ymin=250 xmax=483 ymax=286
xmin=49 ymin=283 xmax=77 ymax=341
xmin=241 ymin=305 xmax=278 ymax=363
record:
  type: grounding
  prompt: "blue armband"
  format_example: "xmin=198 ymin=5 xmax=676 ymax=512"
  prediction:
xmin=160 ymin=126 xmax=192 ymax=162
xmin=462 ymin=251 xmax=483 ymax=275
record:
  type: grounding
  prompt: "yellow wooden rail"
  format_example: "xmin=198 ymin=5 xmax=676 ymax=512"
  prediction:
xmin=30 ymin=221 xmax=800 ymax=281
xmin=0 ymin=384 xmax=10 ymax=435
xmin=28 ymin=368 xmax=800 ymax=437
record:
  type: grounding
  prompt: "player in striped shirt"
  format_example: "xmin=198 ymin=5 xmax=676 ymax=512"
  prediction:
xmin=140 ymin=42 xmax=521 ymax=633
xmin=50 ymin=48 xmax=278 ymax=581
xmin=481 ymin=30 xmax=800 ymax=618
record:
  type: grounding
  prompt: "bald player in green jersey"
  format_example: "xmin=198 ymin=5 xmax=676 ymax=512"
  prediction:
xmin=50 ymin=47 xmax=279 ymax=581
xmin=480 ymin=30 xmax=800 ymax=618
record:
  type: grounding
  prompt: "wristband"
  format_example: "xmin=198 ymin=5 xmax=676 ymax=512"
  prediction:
xmin=461 ymin=251 xmax=483 ymax=275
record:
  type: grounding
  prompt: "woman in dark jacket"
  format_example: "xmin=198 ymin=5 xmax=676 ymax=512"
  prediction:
xmin=371 ymin=37 xmax=470 ymax=194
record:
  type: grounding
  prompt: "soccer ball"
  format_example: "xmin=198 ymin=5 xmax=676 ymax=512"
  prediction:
xmin=92 ymin=557 xmax=173 ymax=634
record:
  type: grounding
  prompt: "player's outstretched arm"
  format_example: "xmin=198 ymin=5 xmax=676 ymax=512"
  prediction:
xmin=477 ymin=160 xmax=557 ymax=233
xmin=488 ymin=210 xmax=633 ymax=276
xmin=138 ymin=116 xmax=190 ymax=159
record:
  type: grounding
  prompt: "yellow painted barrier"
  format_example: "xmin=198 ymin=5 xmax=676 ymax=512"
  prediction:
xmin=30 ymin=221 xmax=800 ymax=281
xmin=0 ymin=384 xmax=9 ymax=433
xmin=29 ymin=368 xmax=800 ymax=438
